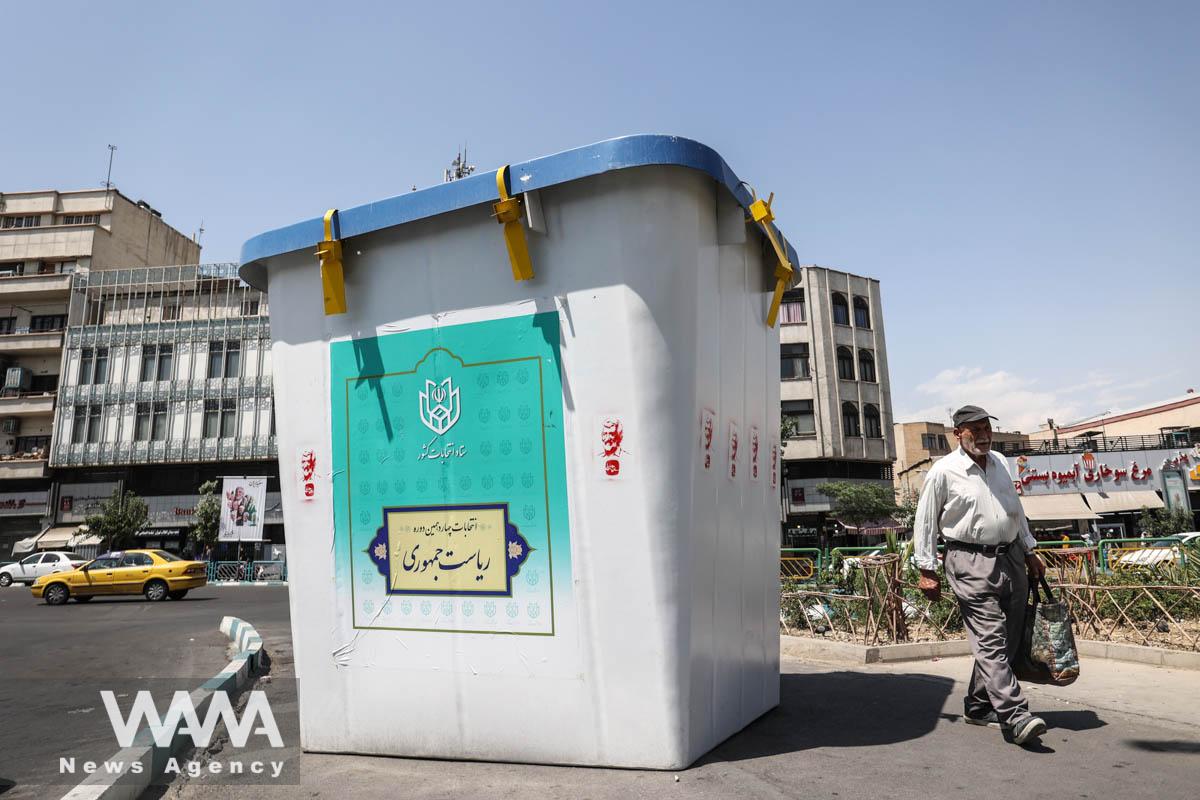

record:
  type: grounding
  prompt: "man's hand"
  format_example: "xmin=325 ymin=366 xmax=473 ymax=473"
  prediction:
xmin=1025 ymin=552 xmax=1046 ymax=580
xmin=918 ymin=569 xmax=941 ymax=602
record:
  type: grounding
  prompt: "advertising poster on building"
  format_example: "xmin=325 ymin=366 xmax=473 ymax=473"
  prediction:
xmin=330 ymin=310 xmax=573 ymax=636
xmin=218 ymin=477 xmax=268 ymax=542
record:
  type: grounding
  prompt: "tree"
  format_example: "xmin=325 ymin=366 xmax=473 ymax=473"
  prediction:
xmin=85 ymin=489 xmax=149 ymax=551
xmin=1136 ymin=506 xmax=1193 ymax=538
xmin=820 ymin=481 xmax=899 ymax=528
xmin=190 ymin=480 xmax=221 ymax=552
xmin=894 ymin=487 xmax=921 ymax=530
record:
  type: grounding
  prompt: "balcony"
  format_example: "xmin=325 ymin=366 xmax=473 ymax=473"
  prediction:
xmin=0 ymin=392 xmax=56 ymax=416
xmin=0 ymin=329 xmax=65 ymax=354
xmin=0 ymin=456 xmax=47 ymax=479
xmin=51 ymin=435 xmax=278 ymax=467
xmin=0 ymin=272 xmax=73 ymax=302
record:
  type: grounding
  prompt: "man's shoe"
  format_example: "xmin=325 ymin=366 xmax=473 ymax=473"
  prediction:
xmin=963 ymin=709 xmax=1002 ymax=728
xmin=1012 ymin=716 xmax=1047 ymax=745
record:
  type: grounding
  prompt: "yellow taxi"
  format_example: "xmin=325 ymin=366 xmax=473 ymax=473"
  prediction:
xmin=32 ymin=549 xmax=208 ymax=605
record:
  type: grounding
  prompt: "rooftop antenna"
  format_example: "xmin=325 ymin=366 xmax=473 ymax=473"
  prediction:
xmin=197 ymin=220 xmax=205 ymax=247
xmin=443 ymin=144 xmax=476 ymax=183
xmin=104 ymin=144 xmax=117 ymax=190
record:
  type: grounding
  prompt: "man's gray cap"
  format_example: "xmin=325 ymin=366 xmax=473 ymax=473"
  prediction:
xmin=952 ymin=405 xmax=998 ymax=427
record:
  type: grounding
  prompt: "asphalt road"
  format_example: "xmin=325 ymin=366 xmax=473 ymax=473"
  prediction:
xmin=0 ymin=584 xmax=292 ymax=798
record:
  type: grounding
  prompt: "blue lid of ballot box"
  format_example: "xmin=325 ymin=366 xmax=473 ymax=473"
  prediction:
xmin=238 ymin=134 xmax=797 ymax=288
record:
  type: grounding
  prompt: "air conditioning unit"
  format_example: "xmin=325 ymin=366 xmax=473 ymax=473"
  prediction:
xmin=4 ymin=367 xmax=32 ymax=392
xmin=1 ymin=417 xmax=21 ymax=435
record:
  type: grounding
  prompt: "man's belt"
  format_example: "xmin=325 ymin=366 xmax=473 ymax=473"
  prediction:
xmin=944 ymin=539 xmax=1019 ymax=555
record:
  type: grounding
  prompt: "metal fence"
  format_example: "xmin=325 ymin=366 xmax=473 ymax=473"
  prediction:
xmin=206 ymin=560 xmax=287 ymax=583
xmin=992 ymin=430 xmax=1197 ymax=457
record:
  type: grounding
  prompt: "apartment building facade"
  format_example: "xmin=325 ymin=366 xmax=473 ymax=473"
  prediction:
xmin=46 ymin=264 xmax=281 ymax=555
xmin=0 ymin=189 xmax=199 ymax=555
xmin=778 ymin=265 xmax=896 ymax=547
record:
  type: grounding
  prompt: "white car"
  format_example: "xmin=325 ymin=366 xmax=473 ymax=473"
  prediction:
xmin=0 ymin=552 xmax=89 ymax=586
xmin=1113 ymin=534 xmax=1200 ymax=569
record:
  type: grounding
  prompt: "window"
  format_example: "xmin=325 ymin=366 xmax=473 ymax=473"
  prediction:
xmin=831 ymin=292 xmax=850 ymax=325
xmin=15 ymin=435 xmax=50 ymax=453
xmin=836 ymin=346 xmax=855 ymax=380
xmin=72 ymin=405 xmax=87 ymax=443
xmin=921 ymin=433 xmax=951 ymax=453
xmin=162 ymin=304 xmax=180 ymax=321
xmin=208 ymin=341 xmax=241 ymax=379
xmin=779 ymin=289 xmax=805 ymax=324
xmin=90 ymin=556 xmax=120 ymax=570
xmin=858 ymin=349 xmax=876 ymax=382
xmin=781 ymin=343 xmax=810 ymax=380
xmin=121 ymin=553 xmax=153 ymax=567
xmin=152 ymin=401 xmax=169 ymax=440
xmin=0 ymin=264 xmax=19 ymax=276
xmin=30 ymin=374 xmax=58 ymax=393
xmin=842 ymin=402 xmax=861 ymax=437
xmin=30 ymin=314 xmax=65 ymax=331
xmin=204 ymin=398 xmax=238 ymax=438
xmin=241 ymin=299 xmax=260 ymax=317
xmin=853 ymin=296 xmax=871 ymax=328
xmin=135 ymin=402 xmax=151 ymax=441
xmin=140 ymin=344 xmax=173 ymax=381
xmin=864 ymin=404 xmax=882 ymax=438
xmin=0 ymin=317 xmax=15 ymax=334
xmin=136 ymin=401 xmax=170 ymax=441
xmin=85 ymin=299 xmax=106 ymax=325
xmin=61 ymin=214 xmax=101 ymax=225
xmin=72 ymin=404 xmax=104 ymax=443
xmin=1 ymin=215 xmax=40 ymax=229
xmin=78 ymin=347 xmax=108 ymax=385
xmin=782 ymin=400 xmax=816 ymax=437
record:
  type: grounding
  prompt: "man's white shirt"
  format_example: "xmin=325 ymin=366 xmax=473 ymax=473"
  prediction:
xmin=913 ymin=447 xmax=1037 ymax=570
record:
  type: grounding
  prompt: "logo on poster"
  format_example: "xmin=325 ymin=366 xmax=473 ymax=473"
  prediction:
xmin=419 ymin=377 xmax=461 ymax=435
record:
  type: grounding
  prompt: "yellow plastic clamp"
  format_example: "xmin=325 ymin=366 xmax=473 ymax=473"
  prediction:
xmin=493 ymin=166 xmax=534 ymax=281
xmin=316 ymin=208 xmax=347 ymax=315
xmin=747 ymin=191 xmax=794 ymax=328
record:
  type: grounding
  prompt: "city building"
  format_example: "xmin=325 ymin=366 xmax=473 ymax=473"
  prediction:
xmin=0 ymin=189 xmax=199 ymax=555
xmin=1005 ymin=390 xmax=1200 ymax=536
xmin=1028 ymin=390 xmax=1200 ymax=443
xmin=778 ymin=265 xmax=896 ymax=547
xmin=42 ymin=263 xmax=281 ymax=557
xmin=894 ymin=420 xmax=1028 ymax=496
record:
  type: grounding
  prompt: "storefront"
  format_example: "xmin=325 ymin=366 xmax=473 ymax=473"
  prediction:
xmin=1007 ymin=446 xmax=1195 ymax=538
xmin=0 ymin=490 xmax=50 ymax=557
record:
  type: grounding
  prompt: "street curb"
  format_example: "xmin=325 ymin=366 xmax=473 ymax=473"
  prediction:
xmin=207 ymin=581 xmax=288 ymax=587
xmin=59 ymin=617 xmax=267 ymax=800
xmin=780 ymin=635 xmax=971 ymax=665
xmin=781 ymin=635 xmax=1200 ymax=670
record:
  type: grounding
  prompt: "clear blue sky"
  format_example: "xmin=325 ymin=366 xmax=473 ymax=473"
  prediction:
xmin=5 ymin=1 xmax=1197 ymax=432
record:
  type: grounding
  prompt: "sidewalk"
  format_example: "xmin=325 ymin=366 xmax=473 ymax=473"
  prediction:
xmin=160 ymin=642 xmax=1200 ymax=800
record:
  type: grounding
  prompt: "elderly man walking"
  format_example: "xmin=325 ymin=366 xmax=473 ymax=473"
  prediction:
xmin=913 ymin=405 xmax=1047 ymax=745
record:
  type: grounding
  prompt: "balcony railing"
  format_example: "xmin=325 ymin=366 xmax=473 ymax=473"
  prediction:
xmin=66 ymin=317 xmax=270 ymax=348
xmin=993 ymin=430 xmax=1199 ymax=457
xmin=51 ymin=436 xmax=277 ymax=466
xmin=60 ymin=376 xmax=272 ymax=405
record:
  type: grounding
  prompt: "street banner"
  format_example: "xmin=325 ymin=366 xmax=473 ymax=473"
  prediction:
xmin=218 ymin=476 xmax=268 ymax=542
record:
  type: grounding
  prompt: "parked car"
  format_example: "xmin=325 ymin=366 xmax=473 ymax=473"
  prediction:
xmin=1114 ymin=533 xmax=1200 ymax=569
xmin=0 ymin=551 xmax=89 ymax=586
xmin=31 ymin=549 xmax=208 ymax=605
